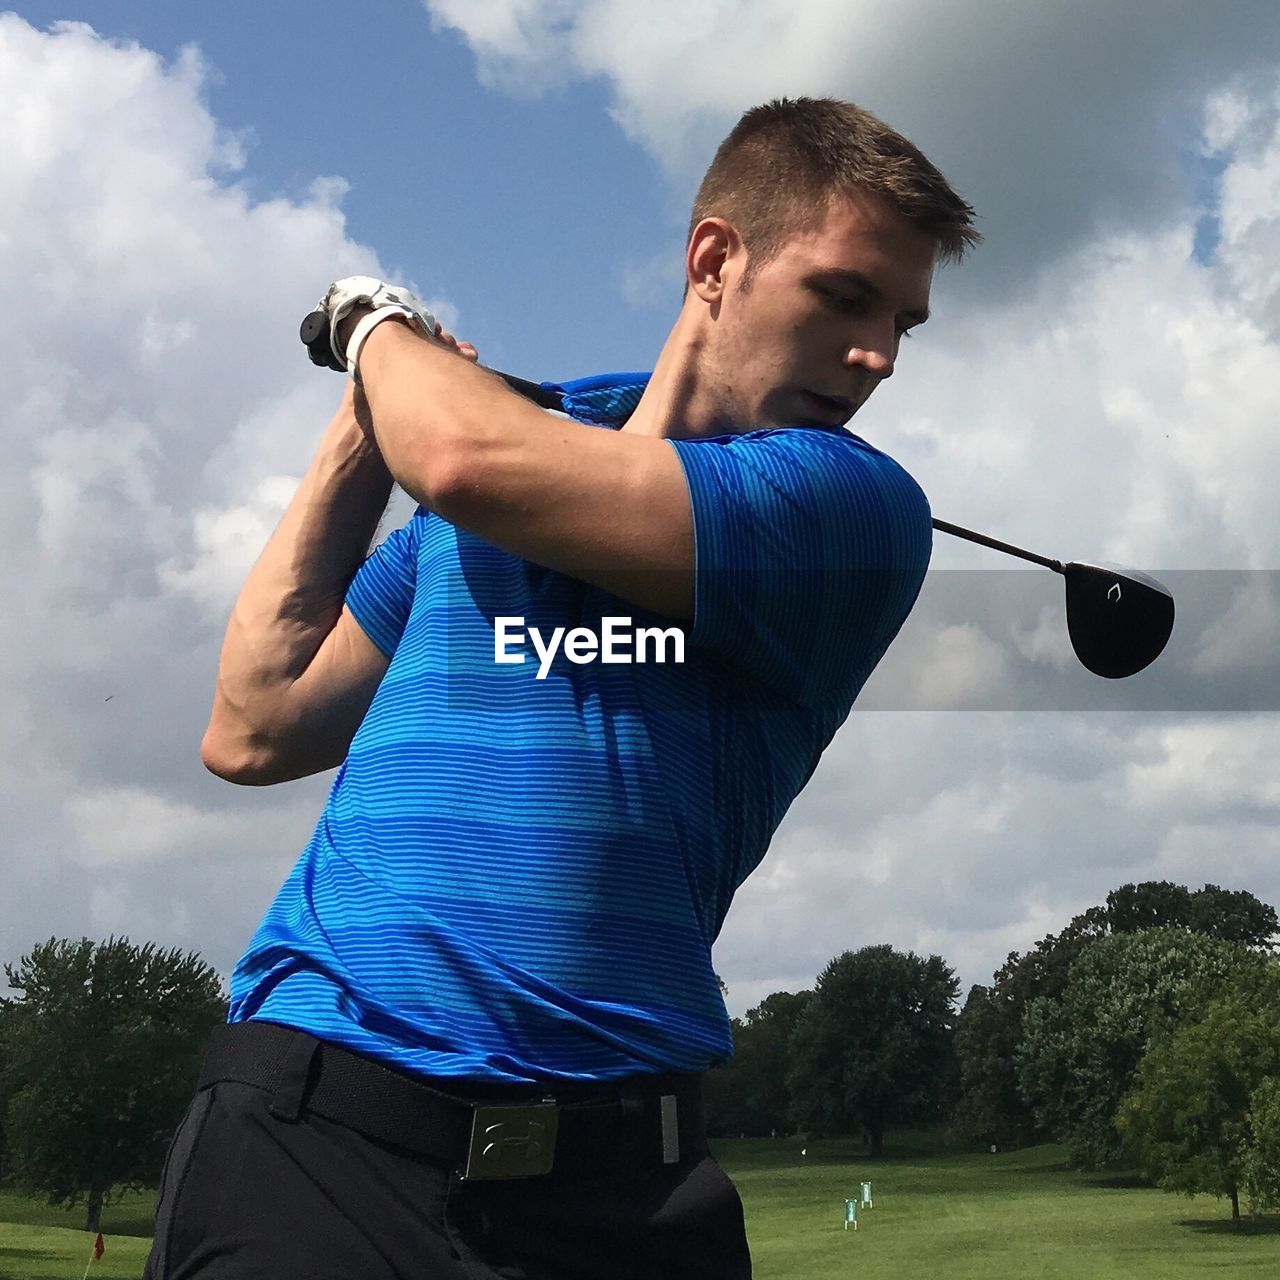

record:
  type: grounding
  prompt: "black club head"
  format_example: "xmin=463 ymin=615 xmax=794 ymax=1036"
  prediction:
xmin=1062 ymin=562 xmax=1175 ymax=678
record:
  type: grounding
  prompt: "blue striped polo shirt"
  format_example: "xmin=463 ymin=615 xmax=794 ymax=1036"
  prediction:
xmin=227 ymin=372 xmax=932 ymax=1083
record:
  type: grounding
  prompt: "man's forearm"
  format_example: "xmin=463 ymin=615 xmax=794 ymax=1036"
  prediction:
xmin=206 ymin=389 xmax=393 ymax=749
xmin=349 ymin=318 xmax=695 ymax=620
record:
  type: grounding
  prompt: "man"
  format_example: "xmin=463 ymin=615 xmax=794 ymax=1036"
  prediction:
xmin=146 ymin=97 xmax=977 ymax=1279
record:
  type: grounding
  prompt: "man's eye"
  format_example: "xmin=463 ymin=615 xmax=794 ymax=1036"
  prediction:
xmin=823 ymin=290 xmax=865 ymax=311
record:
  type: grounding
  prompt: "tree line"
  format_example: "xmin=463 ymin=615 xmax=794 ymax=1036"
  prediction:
xmin=0 ymin=937 xmax=226 ymax=1232
xmin=1 ymin=881 xmax=1276 ymax=1230
xmin=705 ymin=880 xmax=1280 ymax=1220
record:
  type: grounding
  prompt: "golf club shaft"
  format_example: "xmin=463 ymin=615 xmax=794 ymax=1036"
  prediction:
xmin=301 ymin=315 xmax=1078 ymax=579
xmin=489 ymin=368 xmax=1069 ymax=576
xmin=304 ymin=317 xmax=1075 ymax=578
xmin=929 ymin=520 xmax=1064 ymax=573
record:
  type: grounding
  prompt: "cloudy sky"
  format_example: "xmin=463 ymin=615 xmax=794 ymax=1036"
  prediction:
xmin=3 ymin=1 xmax=1278 ymax=1020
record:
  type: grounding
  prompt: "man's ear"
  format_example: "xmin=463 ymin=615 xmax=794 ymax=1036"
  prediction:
xmin=686 ymin=217 xmax=742 ymax=304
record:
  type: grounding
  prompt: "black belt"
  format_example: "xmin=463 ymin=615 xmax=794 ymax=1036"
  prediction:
xmin=198 ymin=1020 xmax=707 ymax=1182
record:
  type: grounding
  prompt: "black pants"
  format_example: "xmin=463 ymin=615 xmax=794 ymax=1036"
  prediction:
xmin=143 ymin=1064 xmax=752 ymax=1278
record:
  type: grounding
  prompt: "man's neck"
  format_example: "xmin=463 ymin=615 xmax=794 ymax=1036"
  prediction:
xmin=619 ymin=314 xmax=738 ymax=440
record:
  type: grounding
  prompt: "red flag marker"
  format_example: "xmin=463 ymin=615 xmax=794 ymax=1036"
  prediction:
xmin=82 ymin=1232 xmax=105 ymax=1280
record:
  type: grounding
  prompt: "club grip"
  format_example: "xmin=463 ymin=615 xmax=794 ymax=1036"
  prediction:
xmin=299 ymin=309 xmax=344 ymax=371
xmin=298 ymin=305 xmax=567 ymax=414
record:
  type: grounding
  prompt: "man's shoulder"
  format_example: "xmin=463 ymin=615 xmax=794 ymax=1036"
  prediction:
xmin=688 ymin=423 xmax=929 ymax=517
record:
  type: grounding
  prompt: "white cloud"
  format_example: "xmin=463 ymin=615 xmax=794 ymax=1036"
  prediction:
xmin=67 ymin=787 xmax=223 ymax=868
xmin=157 ymin=474 xmax=300 ymax=615
xmin=427 ymin=2 xmax=1280 ymax=580
xmin=425 ymin=0 xmax=1280 ymax=284
xmin=4 ymin=10 xmax=1278 ymax=1020
xmin=880 ymin=211 xmax=1280 ymax=579
xmin=1213 ymin=84 xmax=1280 ymax=338
xmin=0 ymin=16 xmax=418 ymax=971
xmin=1123 ymin=721 xmax=1280 ymax=814
xmin=1011 ymin=605 xmax=1077 ymax=673
xmin=1192 ymin=576 xmax=1280 ymax=676
xmin=909 ymin=625 xmax=1009 ymax=709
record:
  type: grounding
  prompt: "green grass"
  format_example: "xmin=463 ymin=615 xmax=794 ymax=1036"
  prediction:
xmin=1 ymin=1137 xmax=1277 ymax=1279
xmin=715 ymin=1132 xmax=1280 ymax=1279
xmin=0 ymin=1188 xmax=153 ymax=1280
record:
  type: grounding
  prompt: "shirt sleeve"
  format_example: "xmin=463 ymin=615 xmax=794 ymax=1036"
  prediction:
xmin=343 ymin=510 xmax=422 ymax=659
xmin=667 ymin=427 xmax=932 ymax=709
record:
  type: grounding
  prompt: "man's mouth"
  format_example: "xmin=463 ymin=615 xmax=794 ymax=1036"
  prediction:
xmin=800 ymin=391 xmax=855 ymax=423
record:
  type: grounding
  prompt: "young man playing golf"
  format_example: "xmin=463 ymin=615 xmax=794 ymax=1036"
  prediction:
xmin=147 ymin=97 xmax=977 ymax=1279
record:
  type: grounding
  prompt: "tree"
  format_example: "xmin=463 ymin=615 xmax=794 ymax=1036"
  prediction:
xmin=950 ymin=983 xmax=1032 ymax=1148
xmin=787 ymin=945 xmax=959 ymax=1154
xmin=705 ymin=990 xmax=812 ymax=1137
xmin=1104 ymin=881 xmax=1195 ymax=934
xmin=0 ymin=937 xmax=227 ymax=1231
xmin=951 ymin=909 xmax=1108 ymax=1148
xmin=0 ymin=999 xmax=12 ymax=1183
xmin=1107 ymin=882 xmax=1278 ymax=949
xmin=951 ymin=881 xmax=1278 ymax=1149
xmin=1116 ymin=963 xmax=1280 ymax=1221
xmin=1016 ymin=928 xmax=1265 ymax=1169
xmin=703 ymin=1013 xmax=748 ymax=1138
xmin=1185 ymin=885 xmax=1279 ymax=950
xmin=1243 ymin=1077 xmax=1280 ymax=1212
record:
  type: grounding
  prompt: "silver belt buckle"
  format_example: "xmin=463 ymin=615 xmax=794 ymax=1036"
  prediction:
xmin=461 ymin=1103 xmax=559 ymax=1180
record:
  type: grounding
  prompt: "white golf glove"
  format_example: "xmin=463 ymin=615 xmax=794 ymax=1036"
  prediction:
xmin=317 ymin=276 xmax=438 ymax=376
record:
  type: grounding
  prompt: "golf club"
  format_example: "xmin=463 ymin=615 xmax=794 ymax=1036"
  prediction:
xmin=299 ymin=312 xmax=1176 ymax=679
xmin=929 ymin=520 xmax=1174 ymax=679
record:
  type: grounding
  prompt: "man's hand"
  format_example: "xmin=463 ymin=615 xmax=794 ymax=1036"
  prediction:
xmin=435 ymin=325 xmax=479 ymax=362
xmin=314 ymin=276 xmax=440 ymax=373
xmin=338 ymin=313 xmax=477 ymax=366
xmin=303 ymin=275 xmax=479 ymax=378
xmin=335 ymin=302 xmax=375 ymax=361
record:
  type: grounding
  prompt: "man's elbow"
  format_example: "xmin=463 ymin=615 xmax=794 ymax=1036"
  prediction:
xmin=200 ymin=727 xmax=280 ymax=787
xmin=201 ymin=725 xmax=344 ymax=787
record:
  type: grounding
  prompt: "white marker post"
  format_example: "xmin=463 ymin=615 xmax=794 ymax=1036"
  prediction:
xmin=844 ymin=1198 xmax=858 ymax=1231
xmin=861 ymin=1180 xmax=873 ymax=1208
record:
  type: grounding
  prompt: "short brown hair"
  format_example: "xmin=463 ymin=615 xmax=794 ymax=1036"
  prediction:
xmin=688 ymin=97 xmax=980 ymax=285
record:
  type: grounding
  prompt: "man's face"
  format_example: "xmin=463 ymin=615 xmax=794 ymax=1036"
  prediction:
xmin=706 ymin=190 xmax=937 ymax=431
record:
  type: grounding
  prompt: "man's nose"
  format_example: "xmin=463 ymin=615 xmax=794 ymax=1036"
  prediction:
xmin=843 ymin=328 xmax=896 ymax=380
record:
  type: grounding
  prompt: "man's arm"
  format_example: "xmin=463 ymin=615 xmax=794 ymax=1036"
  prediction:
xmin=355 ymin=321 xmax=695 ymax=621
xmin=200 ymin=381 xmax=394 ymax=784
